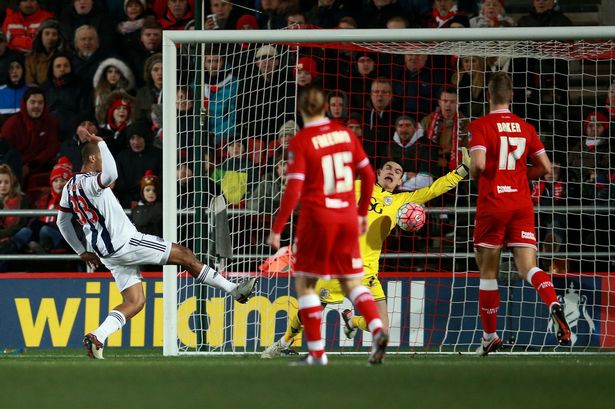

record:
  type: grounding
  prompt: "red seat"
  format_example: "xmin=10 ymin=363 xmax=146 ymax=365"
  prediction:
xmin=26 ymin=187 xmax=49 ymax=206
xmin=26 ymin=172 xmax=51 ymax=190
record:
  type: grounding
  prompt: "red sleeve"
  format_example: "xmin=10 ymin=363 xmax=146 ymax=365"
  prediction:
xmin=528 ymin=126 xmax=546 ymax=157
xmin=356 ymin=159 xmax=375 ymax=216
xmin=468 ymin=119 xmax=485 ymax=151
xmin=271 ymin=178 xmax=303 ymax=234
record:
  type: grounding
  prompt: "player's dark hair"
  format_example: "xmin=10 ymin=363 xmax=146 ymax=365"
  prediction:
xmin=488 ymin=71 xmax=513 ymax=105
xmin=80 ymin=141 xmax=100 ymax=165
xmin=298 ymin=86 xmax=326 ymax=117
xmin=379 ymin=157 xmax=405 ymax=172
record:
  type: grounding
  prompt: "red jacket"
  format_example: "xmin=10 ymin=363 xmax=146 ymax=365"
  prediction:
xmin=0 ymin=96 xmax=60 ymax=170
xmin=2 ymin=7 xmax=54 ymax=53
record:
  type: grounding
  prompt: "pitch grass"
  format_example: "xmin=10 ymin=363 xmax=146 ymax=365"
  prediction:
xmin=1 ymin=349 xmax=614 ymax=409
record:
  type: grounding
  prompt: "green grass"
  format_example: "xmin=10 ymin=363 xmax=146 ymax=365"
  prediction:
xmin=1 ymin=349 xmax=614 ymax=409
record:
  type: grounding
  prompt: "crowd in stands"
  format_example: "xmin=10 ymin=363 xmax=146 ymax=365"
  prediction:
xmin=0 ymin=0 xmax=610 ymax=272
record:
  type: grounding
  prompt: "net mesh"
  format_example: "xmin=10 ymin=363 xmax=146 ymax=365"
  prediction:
xmin=169 ymin=34 xmax=615 ymax=353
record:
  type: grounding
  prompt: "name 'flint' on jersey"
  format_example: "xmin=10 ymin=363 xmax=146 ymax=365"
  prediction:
xmin=311 ymin=130 xmax=351 ymax=149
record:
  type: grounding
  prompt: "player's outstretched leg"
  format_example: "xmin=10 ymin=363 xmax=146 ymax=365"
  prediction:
xmin=83 ymin=333 xmax=104 ymax=359
xmin=550 ymin=304 xmax=571 ymax=345
xmin=230 ymin=277 xmax=258 ymax=304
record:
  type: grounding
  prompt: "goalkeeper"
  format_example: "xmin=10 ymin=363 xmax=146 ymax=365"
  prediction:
xmin=262 ymin=148 xmax=471 ymax=358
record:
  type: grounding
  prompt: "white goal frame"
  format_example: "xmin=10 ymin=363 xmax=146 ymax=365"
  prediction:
xmin=162 ymin=26 xmax=615 ymax=356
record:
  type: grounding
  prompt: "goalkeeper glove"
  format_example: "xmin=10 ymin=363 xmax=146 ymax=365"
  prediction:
xmin=455 ymin=147 xmax=471 ymax=178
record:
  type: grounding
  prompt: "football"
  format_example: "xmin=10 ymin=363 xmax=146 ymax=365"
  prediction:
xmin=396 ymin=203 xmax=426 ymax=232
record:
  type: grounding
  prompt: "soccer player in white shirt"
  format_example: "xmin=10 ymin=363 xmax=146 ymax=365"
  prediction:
xmin=57 ymin=128 xmax=257 ymax=359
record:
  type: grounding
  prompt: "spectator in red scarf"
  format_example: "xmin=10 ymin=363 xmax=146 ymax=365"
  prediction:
xmin=419 ymin=85 xmax=467 ymax=176
xmin=156 ymin=0 xmax=195 ymax=30
xmin=96 ymin=90 xmax=135 ymax=156
xmin=2 ymin=0 xmax=54 ymax=54
xmin=421 ymin=0 xmax=463 ymax=28
xmin=1 ymin=86 xmax=60 ymax=182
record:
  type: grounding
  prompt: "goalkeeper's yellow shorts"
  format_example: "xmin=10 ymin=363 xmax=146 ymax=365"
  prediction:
xmin=315 ymin=267 xmax=385 ymax=304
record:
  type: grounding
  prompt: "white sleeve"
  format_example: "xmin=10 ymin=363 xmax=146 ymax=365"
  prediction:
xmin=99 ymin=141 xmax=117 ymax=187
xmin=56 ymin=211 xmax=86 ymax=255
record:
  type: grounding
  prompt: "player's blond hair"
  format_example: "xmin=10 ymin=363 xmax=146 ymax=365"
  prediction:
xmin=298 ymin=86 xmax=326 ymax=117
xmin=488 ymin=71 xmax=513 ymax=105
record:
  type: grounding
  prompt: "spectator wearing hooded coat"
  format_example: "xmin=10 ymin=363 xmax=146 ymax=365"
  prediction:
xmin=0 ymin=55 xmax=27 ymax=118
xmin=1 ymin=86 xmax=60 ymax=179
xmin=25 ymin=18 xmax=66 ymax=86
xmin=0 ymin=29 xmax=24 ymax=87
xmin=40 ymin=52 xmax=92 ymax=141
xmin=135 ymin=52 xmax=162 ymax=122
xmin=92 ymin=57 xmax=136 ymax=110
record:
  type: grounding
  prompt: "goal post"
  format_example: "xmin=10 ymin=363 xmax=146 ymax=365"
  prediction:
xmin=163 ymin=27 xmax=615 ymax=355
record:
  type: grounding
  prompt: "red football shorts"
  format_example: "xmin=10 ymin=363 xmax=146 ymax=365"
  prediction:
xmin=474 ymin=205 xmax=537 ymax=250
xmin=293 ymin=211 xmax=363 ymax=280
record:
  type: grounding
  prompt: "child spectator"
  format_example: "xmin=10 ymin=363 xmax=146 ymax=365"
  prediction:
xmin=325 ymin=89 xmax=349 ymax=124
xmin=117 ymin=0 xmax=149 ymax=39
xmin=0 ymin=164 xmax=29 ymax=258
xmin=131 ymin=169 xmax=162 ymax=237
xmin=295 ymin=56 xmax=321 ymax=89
xmin=22 ymin=156 xmax=73 ymax=254
xmin=96 ymin=90 xmax=135 ymax=156
xmin=470 ymin=0 xmax=515 ymax=28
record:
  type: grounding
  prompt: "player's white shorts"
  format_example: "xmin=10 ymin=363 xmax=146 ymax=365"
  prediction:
xmin=101 ymin=233 xmax=172 ymax=292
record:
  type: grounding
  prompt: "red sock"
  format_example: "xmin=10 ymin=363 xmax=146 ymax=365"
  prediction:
xmin=527 ymin=267 xmax=558 ymax=309
xmin=479 ymin=279 xmax=500 ymax=336
xmin=298 ymin=294 xmax=324 ymax=358
xmin=349 ymin=286 xmax=383 ymax=335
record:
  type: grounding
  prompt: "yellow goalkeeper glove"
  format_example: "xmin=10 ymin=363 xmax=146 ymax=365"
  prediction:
xmin=455 ymin=147 xmax=471 ymax=178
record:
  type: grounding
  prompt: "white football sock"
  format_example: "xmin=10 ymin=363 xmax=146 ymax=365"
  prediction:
xmin=196 ymin=265 xmax=236 ymax=293
xmin=92 ymin=310 xmax=126 ymax=344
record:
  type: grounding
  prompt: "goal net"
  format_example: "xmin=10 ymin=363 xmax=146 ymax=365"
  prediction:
xmin=162 ymin=28 xmax=615 ymax=355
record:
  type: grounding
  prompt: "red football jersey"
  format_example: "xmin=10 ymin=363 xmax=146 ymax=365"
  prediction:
xmin=469 ymin=109 xmax=546 ymax=211
xmin=287 ymin=118 xmax=370 ymax=214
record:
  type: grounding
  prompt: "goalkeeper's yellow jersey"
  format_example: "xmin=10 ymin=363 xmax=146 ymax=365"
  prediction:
xmin=356 ymin=171 xmax=463 ymax=277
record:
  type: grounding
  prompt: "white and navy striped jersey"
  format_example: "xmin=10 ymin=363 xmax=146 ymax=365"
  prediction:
xmin=59 ymin=172 xmax=137 ymax=257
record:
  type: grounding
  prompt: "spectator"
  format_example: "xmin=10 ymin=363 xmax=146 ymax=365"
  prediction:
xmin=41 ymin=52 xmax=92 ymax=141
xmin=0 ymin=55 xmax=27 ymax=118
xmin=0 ymin=163 xmax=29 ymax=258
xmin=25 ymin=19 xmax=66 ymax=86
xmin=325 ymin=89 xmax=349 ymax=124
xmin=419 ymin=86 xmax=467 ymax=175
xmin=360 ymin=77 xmax=399 ymax=160
xmin=286 ymin=9 xmax=306 ymax=27
xmin=360 ymin=0 xmax=406 ymax=28
xmin=116 ymin=0 xmax=149 ymax=40
xmin=71 ymin=24 xmax=111 ymax=86
xmin=386 ymin=115 xmax=439 ymax=191
xmin=568 ymin=111 xmax=613 ymax=201
xmin=470 ymin=0 xmax=515 ymax=28
xmin=346 ymin=114 xmax=363 ymax=137
xmin=237 ymin=45 xmax=293 ymax=143
xmin=393 ymin=53 xmax=445 ymax=121
xmin=59 ymin=0 xmax=117 ymax=51
xmin=121 ymin=17 xmax=162 ymax=87
xmin=517 ymin=0 xmax=572 ymax=27
xmin=451 ymin=55 xmax=486 ymax=118
xmin=602 ymin=80 xmax=615 ymax=131
xmin=175 ymin=85 xmax=198 ymax=158
xmin=0 ymin=138 xmax=22 ymax=180
xmin=59 ymin=115 xmax=97 ymax=171
xmin=1 ymin=86 xmax=60 ymax=180
xmin=19 ymin=156 xmax=73 ymax=254
xmin=305 ymin=0 xmax=348 ymax=28
xmin=446 ymin=13 xmax=470 ymax=28
xmin=115 ymin=120 xmax=162 ymax=207
xmin=96 ymin=90 xmax=135 ymax=156
xmin=158 ymin=0 xmax=194 ymax=30
xmin=131 ymin=169 xmax=162 ymax=237
xmin=202 ymin=45 xmax=237 ymax=145
xmin=344 ymin=51 xmax=378 ymax=111
xmin=236 ymin=14 xmax=259 ymax=30
xmin=246 ymin=153 xmax=287 ymax=213
xmin=135 ymin=52 xmax=162 ymax=122
xmin=257 ymin=0 xmax=286 ymax=30
xmin=386 ymin=15 xmax=410 ymax=29
xmin=150 ymin=102 xmax=162 ymax=148
xmin=337 ymin=15 xmax=358 ymax=29
xmin=92 ymin=57 xmax=136 ymax=110
xmin=177 ymin=163 xmax=194 ymax=209
xmin=421 ymin=0 xmax=463 ymax=28
xmin=205 ymin=0 xmax=245 ymax=30
xmin=531 ymin=161 xmax=566 ymax=243
xmin=0 ymin=30 xmax=24 ymax=87
xmin=2 ymin=0 xmax=54 ymax=54
xmin=265 ymin=119 xmax=298 ymax=163
xmin=295 ymin=56 xmax=321 ymax=90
